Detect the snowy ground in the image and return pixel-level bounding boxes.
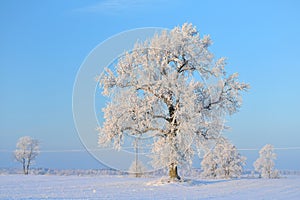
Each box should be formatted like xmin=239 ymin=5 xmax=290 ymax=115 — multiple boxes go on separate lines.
xmin=0 ymin=174 xmax=299 ymax=199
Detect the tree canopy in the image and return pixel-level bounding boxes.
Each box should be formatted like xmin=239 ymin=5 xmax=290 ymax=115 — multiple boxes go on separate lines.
xmin=14 ymin=136 xmax=39 ymax=175
xmin=98 ymin=23 xmax=249 ymax=179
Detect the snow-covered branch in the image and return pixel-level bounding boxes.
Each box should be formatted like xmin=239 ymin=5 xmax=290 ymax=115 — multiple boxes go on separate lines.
xmin=97 ymin=23 xmax=249 ymax=179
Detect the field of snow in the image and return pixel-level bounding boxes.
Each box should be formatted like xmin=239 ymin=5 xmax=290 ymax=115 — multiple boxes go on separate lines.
xmin=0 ymin=174 xmax=299 ymax=199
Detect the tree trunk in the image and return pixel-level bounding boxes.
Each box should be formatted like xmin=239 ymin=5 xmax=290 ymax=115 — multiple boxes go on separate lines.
xmin=26 ymin=164 xmax=29 ymax=175
xmin=26 ymin=159 xmax=31 ymax=175
xmin=23 ymin=164 xmax=27 ymax=175
xmin=169 ymin=163 xmax=180 ymax=180
xmin=22 ymin=159 xmax=28 ymax=175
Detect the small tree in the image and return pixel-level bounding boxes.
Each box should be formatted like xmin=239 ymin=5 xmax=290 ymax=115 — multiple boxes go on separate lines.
xmin=98 ymin=23 xmax=249 ymax=180
xmin=14 ymin=136 xmax=39 ymax=175
xmin=254 ymin=144 xmax=279 ymax=178
xmin=129 ymin=138 xmax=147 ymax=177
xmin=201 ymin=149 xmax=218 ymax=178
xmin=129 ymin=159 xmax=147 ymax=177
xmin=201 ymin=138 xmax=246 ymax=179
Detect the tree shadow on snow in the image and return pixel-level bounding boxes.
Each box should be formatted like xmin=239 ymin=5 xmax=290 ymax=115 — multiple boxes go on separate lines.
xmin=147 ymin=177 xmax=233 ymax=186
xmin=184 ymin=178 xmax=232 ymax=186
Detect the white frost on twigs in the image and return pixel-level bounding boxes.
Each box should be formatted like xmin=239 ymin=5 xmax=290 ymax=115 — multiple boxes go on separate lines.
xmin=98 ymin=23 xmax=249 ymax=172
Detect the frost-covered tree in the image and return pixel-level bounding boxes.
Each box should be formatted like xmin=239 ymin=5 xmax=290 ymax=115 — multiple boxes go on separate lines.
xmin=201 ymin=138 xmax=246 ymax=179
xmin=254 ymin=144 xmax=279 ymax=178
xmin=129 ymin=138 xmax=147 ymax=177
xmin=98 ymin=23 xmax=249 ymax=180
xmin=201 ymin=148 xmax=218 ymax=178
xmin=14 ymin=136 xmax=39 ymax=175
xmin=129 ymin=159 xmax=147 ymax=177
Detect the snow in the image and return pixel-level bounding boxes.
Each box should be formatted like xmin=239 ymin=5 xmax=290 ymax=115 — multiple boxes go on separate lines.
xmin=0 ymin=174 xmax=299 ymax=199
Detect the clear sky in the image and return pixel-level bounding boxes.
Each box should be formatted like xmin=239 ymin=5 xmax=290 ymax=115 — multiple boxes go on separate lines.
xmin=1 ymin=0 xmax=300 ymax=170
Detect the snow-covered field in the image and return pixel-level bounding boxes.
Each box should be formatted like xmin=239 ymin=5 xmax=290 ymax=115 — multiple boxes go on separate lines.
xmin=0 ymin=174 xmax=300 ymax=199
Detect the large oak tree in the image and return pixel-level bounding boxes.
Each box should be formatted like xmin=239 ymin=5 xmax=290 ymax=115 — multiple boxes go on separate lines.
xmin=98 ymin=23 xmax=249 ymax=179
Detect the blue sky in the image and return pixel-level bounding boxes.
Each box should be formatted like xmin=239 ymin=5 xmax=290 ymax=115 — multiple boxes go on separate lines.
xmin=1 ymin=0 xmax=300 ymax=170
